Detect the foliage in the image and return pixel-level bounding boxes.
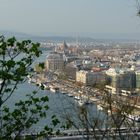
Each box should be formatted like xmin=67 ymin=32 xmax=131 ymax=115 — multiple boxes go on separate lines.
xmin=63 ymin=88 xmax=140 ymax=140
xmin=34 ymin=63 xmax=45 ymax=74
xmin=0 ymin=36 xmax=60 ymax=139
xmin=136 ymin=0 xmax=140 ymax=16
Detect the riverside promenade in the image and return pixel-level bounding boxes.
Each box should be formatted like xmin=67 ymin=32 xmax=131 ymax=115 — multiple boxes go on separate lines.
xmin=20 ymin=127 xmax=140 ymax=140
xmin=31 ymin=75 xmax=140 ymax=117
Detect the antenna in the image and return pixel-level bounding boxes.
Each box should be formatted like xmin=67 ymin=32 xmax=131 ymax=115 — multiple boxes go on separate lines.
xmin=76 ymin=35 xmax=79 ymax=47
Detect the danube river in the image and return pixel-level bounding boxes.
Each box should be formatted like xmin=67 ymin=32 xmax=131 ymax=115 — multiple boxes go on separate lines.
xmin=6 ymin=80 xmax=103 ymax=133
xmin=5 ymin=49 xmax=104 ymax=133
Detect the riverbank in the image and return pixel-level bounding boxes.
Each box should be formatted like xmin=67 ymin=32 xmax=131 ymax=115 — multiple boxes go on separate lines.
xmin=28 ymin=73 xmax=140 ymax=123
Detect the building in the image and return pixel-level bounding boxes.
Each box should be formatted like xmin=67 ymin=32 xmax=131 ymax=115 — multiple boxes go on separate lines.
xmin=135 ymin=70 xmax=140 ymax=90
xmin=106 ymin=68 xmax=136 ymax=93
xmin=82 ymin=60 xmax=94 ymax=70
xmin=76 ymin=70 xmax=105 ymax=86
xmin=76 ymin=70 xmax=92 ymax=86
xmin=92 ymin=62 xmax=109 ymax=72
xmin=55 ymin=41 xmax=79 ymax=63
xmin=55 ymin=41 xmax=69 ymax=55
xmin=65 ymin=62 xmax=78 ymax=81
xmin=45 ymin=53 xmax=64 ymax=71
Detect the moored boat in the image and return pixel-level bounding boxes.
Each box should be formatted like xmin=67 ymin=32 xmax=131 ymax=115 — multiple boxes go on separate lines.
xmin=50 ymin=86 xmax=59 ymax=93
xmin=74 ymin=95 xmax=81 ymax=100
xmin=67 ymin=93 xmax=74 ymax=97
xmin=97 ymin=104 xmax=103 ymax=110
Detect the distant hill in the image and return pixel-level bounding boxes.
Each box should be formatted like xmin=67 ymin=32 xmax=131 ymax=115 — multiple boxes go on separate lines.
xmin=0 ymin=30 xmax=140 ymax=43
xmin=0 ymin=30 xmax=32 ymax=39
xmin=0 ymin=30 xmax=95 ymax=43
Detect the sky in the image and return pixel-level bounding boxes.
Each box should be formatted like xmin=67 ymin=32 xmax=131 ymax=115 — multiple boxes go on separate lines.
xmin=0 ymin=0 xmax=140 ymax=39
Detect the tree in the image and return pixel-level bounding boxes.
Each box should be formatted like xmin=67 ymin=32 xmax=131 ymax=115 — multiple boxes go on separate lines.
xmin=136 ymin=0 xmax=140 ymax=16
xmin=62 ymin=85 xmax=140 ymax=140
xmin=0 ymin=36 xmax=60 ymax=139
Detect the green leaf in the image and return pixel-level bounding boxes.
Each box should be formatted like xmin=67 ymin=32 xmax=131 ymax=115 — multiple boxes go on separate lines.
xmin=44 ymin=105 xmax=49 ymax=110
xmin=6 ymin=60 xmax=15 ymax=68
xmin=39 ymin=62 xmax=45 ymax=69
xmin=32 ymin=97 xmax=40 ymax=103
xmin=41 ymin=96 xmax=49 ymax=102
xmin=52 ymin=118 xmax=60 ymax=127
xmin=7 ymin=37 xmax=16 ymax=46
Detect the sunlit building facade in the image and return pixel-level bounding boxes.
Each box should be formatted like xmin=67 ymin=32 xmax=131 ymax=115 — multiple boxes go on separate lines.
xmin=46 ymin=53 xmax=64 ymax=71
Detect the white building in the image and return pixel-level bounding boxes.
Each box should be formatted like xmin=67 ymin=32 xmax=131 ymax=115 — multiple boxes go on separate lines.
xmin=46 ymin=53 xmax=64 ymax=71
xmin=76 ymin=70 xmax=105 ymax=86
xmin=106 ymin=68 xmax=135 ymax=93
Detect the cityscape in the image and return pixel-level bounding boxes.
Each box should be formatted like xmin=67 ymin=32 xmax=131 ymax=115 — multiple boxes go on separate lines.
xmin=35 ymin=40 xmax=140 ymax=108
xmin=1 ymin=0 xmax=140 ymax=139
xmin=27 ymin=40 xmax=140 ymax=139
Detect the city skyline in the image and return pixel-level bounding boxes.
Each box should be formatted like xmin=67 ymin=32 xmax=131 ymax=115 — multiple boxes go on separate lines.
xmin=0 ymin=0 xmax=140 ymax=39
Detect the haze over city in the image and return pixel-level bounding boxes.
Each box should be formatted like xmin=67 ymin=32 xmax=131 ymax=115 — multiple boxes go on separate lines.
xmin=0 ymin=0 xmax=140 ymax=39
xmin=2 ymin=0 xmax=140 ymax=139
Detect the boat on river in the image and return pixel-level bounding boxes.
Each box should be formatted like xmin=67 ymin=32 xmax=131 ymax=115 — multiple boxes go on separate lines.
xmin=97 ymin=104 xmax=103 ymax=110
xmin=77 ymin=98 xmax=92 ymax=106
xmin=50 ymin=86 xmax=59 ymax=93
xmin=67 ymin=93 xmax=74 ymax=97
xmin=74 ymin=95 xmax=81 ymax=100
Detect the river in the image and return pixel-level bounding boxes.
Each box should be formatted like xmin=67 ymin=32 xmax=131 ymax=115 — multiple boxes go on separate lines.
xmin=4 ymin=49 xmax=104 ymax=133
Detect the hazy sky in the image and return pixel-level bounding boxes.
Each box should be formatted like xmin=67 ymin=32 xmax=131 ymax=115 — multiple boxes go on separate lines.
xmin=0 ymin=0 xmax=140 ymax=37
